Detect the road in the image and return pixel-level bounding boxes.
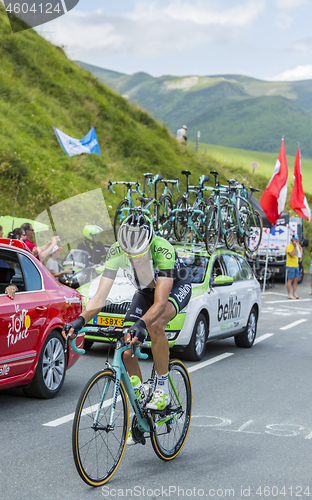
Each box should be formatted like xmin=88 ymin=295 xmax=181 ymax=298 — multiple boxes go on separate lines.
xmin=1 ymin=279 xmax=312 ymax=500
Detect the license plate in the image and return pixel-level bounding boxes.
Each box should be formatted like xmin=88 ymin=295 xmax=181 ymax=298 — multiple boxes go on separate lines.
xmin=270 ymin=267 xmax=280 ymax=273
xmin=94 ymin=316 xmax=124 ymax=327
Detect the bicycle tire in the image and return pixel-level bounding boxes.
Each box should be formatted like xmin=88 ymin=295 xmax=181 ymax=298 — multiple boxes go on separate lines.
xmin=114 ymin=199 xmax=132 ymax=241
xmin=244 ymin=210 xmax=263 ymax=253
xmin=157 ymin=194 xmax=173 ymax=239
xmin=174 ymin=195 xmax=188 ymax=241
xmin=151 ymin=359 xmax=192 ymax=460
xmin=224 ymin=202 xmax=238 ymax=250
xmin=236 ymin=202 xmax=249 ymax=247
xmin=204 ymin=205 xmax=220 ymax=255
xmin=72 ymin=369 xmax=129 ymax=487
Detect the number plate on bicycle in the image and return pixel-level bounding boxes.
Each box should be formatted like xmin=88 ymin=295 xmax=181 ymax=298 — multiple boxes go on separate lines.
xmin=94 ymin=315 xmax=124 ymax=327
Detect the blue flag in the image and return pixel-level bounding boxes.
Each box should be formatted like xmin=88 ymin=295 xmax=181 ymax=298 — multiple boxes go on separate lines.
xmin=53 ymin=126 xmax=102 ymax=157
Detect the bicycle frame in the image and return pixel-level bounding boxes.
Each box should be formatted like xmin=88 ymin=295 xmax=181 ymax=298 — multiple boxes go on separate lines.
xmin=93 ymin=335 xmax=183 ymax=435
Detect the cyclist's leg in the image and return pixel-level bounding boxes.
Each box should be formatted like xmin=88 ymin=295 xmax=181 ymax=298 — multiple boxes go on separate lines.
xmin=122 ymin=290 xmax=154 ymax=380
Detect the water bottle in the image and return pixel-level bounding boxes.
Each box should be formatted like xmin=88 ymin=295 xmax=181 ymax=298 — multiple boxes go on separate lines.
xmin=130 ymin=375 xmax=146 ymax=403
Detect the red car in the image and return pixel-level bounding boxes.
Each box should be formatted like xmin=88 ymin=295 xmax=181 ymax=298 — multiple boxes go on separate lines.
xmin=0 ymin=239 xmax=84 ymax=398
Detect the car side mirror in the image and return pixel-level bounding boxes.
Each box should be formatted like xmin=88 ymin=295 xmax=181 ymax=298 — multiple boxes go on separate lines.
xmin=212 ymin=275 xmax=234 ymax=287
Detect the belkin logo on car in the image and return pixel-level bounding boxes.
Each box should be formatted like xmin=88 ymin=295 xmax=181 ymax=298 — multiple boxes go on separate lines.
xmin=218 ymin=297 xmax=241 ymax=322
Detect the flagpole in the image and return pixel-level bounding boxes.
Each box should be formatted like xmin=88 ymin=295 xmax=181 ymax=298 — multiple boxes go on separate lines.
xmin=263 ymin=227 xmax=271 ymax=293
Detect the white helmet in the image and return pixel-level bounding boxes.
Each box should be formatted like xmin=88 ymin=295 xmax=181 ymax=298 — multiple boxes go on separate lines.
xmin=182 ymin=125 xmax=187 ymax=130
xmin=118 ymin=214 xmax=154 ymax=257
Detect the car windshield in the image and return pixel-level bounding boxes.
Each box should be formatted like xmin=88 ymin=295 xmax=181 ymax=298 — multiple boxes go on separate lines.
xmin=181 ymin=254 xmax=209 ymax=284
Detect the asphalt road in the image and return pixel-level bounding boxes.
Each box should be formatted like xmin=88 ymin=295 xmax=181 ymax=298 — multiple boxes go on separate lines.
xmin=1 ymin=278 xmax=312 ymax=500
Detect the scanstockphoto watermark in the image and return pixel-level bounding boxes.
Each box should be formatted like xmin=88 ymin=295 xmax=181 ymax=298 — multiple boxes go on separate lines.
xmin=101 ymin=485 xmax=236 ymax=498
xmin=2 ymin=0 xmax=79 ymax=33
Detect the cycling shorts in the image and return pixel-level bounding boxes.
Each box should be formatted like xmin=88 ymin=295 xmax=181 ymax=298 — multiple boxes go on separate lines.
xmin=123 ymin=277 xmax=192 ymax=326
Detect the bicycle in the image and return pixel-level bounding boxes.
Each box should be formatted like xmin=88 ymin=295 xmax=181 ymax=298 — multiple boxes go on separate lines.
xmin=108 ymin=180 xmax=143 ymax=240
xmin=136 ymin=174 xmax=174 ymax=239
xmin=173 ymin=170 xmax=211 ymax=249
xmin=70 ymin=326 xmax=192 ymax=486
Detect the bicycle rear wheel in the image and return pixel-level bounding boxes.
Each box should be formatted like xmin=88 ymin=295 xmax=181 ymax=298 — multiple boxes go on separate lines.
xmin=72 ymin=369 xmax=128 ymax=486
xmin=151 ymin=360 xmax=192 ymax=460
xmin=205 ymin=205 xmax=220 ymax=255
xmin=157 ymin=194 xmax=173 ymax=239
xmin=174 ymin=195 xmax=188 ymax=241
xmin=244 ymin=210 xmax=263 ymax=253
xmin=223 ymin=202 xmax=238 ymax=250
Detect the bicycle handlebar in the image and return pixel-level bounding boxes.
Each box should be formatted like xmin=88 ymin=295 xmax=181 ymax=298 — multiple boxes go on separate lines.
xmin=70 ymin=337 xmax=85 ymax=354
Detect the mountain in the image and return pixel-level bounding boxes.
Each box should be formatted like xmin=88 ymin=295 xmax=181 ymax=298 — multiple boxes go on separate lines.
xmin=76 ymin=62 xmax=312 ymax=158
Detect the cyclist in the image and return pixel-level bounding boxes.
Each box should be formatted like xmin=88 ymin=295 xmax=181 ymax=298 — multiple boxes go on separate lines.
xmin=77 ymin=225 xmax=107 ymax=265
xmin=62 ymin=214 xmax=192 ymax=410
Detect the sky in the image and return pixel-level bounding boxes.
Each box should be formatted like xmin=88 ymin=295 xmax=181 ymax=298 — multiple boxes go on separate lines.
xmin=6 ymin=0 xmax=312 ymax=80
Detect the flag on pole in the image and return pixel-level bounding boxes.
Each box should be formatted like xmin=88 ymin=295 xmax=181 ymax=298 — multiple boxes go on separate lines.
xmin=260 ymin=138 xmax=288 ymax=225
xmin=290 ymin=147 xmax=311 ymax=221
xmin=53 ymin=126 xmax=102 ymax=157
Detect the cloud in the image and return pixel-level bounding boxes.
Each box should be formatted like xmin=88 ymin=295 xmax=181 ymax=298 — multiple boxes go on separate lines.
xmin=276 ymin=12 xmax=293 ymax=29
xmin=38 ymin=0 xmax=266 ymax=61
xmin=271 ymin=64 xmax=312 ymax=81
xmin=275 ymin=0 xmax=307 ymax=10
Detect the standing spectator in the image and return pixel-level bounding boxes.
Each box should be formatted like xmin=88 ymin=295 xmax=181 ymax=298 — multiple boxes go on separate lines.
xmin=0 ymin=225 xmax=3 ymax=238
xmin=286 ymin=233 xmax=301 ymax=299
xmin=46 ymin=245 xmax=73 ymax=279
xmin=176 ymin=125 xmax=187 ymax=145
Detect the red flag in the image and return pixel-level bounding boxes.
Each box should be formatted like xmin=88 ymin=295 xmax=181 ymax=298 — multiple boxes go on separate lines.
xmin=260 ymin=138 xmax=288 ymax=225
xmin=290 ymin=147 xmax=311 ymax=221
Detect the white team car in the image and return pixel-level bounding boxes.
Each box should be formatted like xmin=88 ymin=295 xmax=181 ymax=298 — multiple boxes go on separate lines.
xmin=78 ymin=246 xmax=261 ymax=361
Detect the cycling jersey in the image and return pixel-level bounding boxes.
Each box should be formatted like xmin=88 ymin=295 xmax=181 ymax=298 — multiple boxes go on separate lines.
xmin=102 ymin=235 xmax=188 ymax=290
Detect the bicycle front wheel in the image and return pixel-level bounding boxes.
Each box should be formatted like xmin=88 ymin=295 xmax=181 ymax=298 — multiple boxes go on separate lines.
xmin=157 ymin=194 xmax=173 ymax=239
xmin=205 ymin=205 xmax=220 ymax=255
xmin=72 ymin=370 xmax=129 ymax=487
xmin=151 ymin=359 xmax=192 ymax=460
xmin=244 ymin=210 xmax=263 ymax=253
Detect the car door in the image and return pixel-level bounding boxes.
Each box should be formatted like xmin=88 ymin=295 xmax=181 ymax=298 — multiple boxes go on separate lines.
xmin=222 ymin=253 xmax=251 ymax=329
xmin=0 ymin=249 xmax=50 ymax=380
xmin=208 ymin=254 xmax=235 ymax=337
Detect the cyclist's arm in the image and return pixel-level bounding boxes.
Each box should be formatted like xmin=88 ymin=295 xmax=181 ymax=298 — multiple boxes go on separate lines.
xmin=141 ymin=277 xmax=173 ymax=327
xmin=62 ymin=276 xmax=114 ymax=339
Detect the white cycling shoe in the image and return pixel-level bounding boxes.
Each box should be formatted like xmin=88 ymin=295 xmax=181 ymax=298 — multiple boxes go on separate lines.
xmin=146 ymin=389 xmax=170 ymax=411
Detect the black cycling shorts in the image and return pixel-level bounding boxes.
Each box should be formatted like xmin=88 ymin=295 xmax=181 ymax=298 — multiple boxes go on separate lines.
xmin=123 ymin=277 xmax=192 ymax=326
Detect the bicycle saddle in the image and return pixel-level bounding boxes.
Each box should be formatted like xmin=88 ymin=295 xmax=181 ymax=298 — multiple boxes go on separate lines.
xmin=153 ymin=174 xmax=163 ymax=183
xmin=199 ymin=174 xmax=209 ymax=185
xmin=181 ymin=170 xmax=191 ymax=176
xmin=249 ymin=186 xmax=259 ymax=193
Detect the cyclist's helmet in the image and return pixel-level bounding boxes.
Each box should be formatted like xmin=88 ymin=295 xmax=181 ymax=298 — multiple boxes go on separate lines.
xmin=118 ymin=214 xmax=154 ymax=257
xmin=83 ymin=225 xmax=103 ymax=241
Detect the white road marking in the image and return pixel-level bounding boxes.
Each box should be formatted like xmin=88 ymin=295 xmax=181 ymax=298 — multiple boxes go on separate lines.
xmin=280 ymin=319 xmax=307 ymax=330
xmin=264 ymin=299 xmax=312 ymax=304
xmin=188 ymin=353 xmax=233 ymax=373
xmin=255 ymin=333 xmax=274 ymax=344
xmin=43 ymin=397 xmax=119 ymax=427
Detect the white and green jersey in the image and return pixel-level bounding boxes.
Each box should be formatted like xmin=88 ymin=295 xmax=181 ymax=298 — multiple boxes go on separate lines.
xmin=102 ymin=235 xmax=185 ymax=290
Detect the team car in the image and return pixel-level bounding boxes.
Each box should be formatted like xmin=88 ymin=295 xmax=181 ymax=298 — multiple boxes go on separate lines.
xmin=78 ymin=245 xmax=261 ymax=361
xmin=0 ymin=239 xmax=84 ymax=398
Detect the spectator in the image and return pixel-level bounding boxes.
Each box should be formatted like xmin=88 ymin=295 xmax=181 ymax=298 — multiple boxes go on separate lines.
xmin=21 ymin=223 xmax=60 ymax=262
xmin=46 ymin=245 xmax=73 ymax=279
xmin=0 ymin=225 xmax=3 ymax=238
xmin=78 ymin=225 xmax=107 ymax=265
xmin=176 ymin=125 xmax=187 ymax=145
xmin=286 ymin=233 xmax=301 ymax=299
xmin=8 ymin=227 xmax=26 ymax=241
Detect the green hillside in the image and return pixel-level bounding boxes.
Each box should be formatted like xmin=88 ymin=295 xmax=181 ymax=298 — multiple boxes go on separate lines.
xmin=0 ymin=5 xmax=208 ymax=221
xmin=77 ymin=62 xmax=312 ymax=159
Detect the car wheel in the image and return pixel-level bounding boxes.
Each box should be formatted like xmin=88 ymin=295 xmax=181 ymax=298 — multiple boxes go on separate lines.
xmin=234 ymin=307 xmax=257 ymax=348
xmin=23 ymin=330 xmax=66 ymax=399
xmin=83 ymin=339 xmax=94 ymax=350
xmin=184 ymin=313 xmax=208 ymax=361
